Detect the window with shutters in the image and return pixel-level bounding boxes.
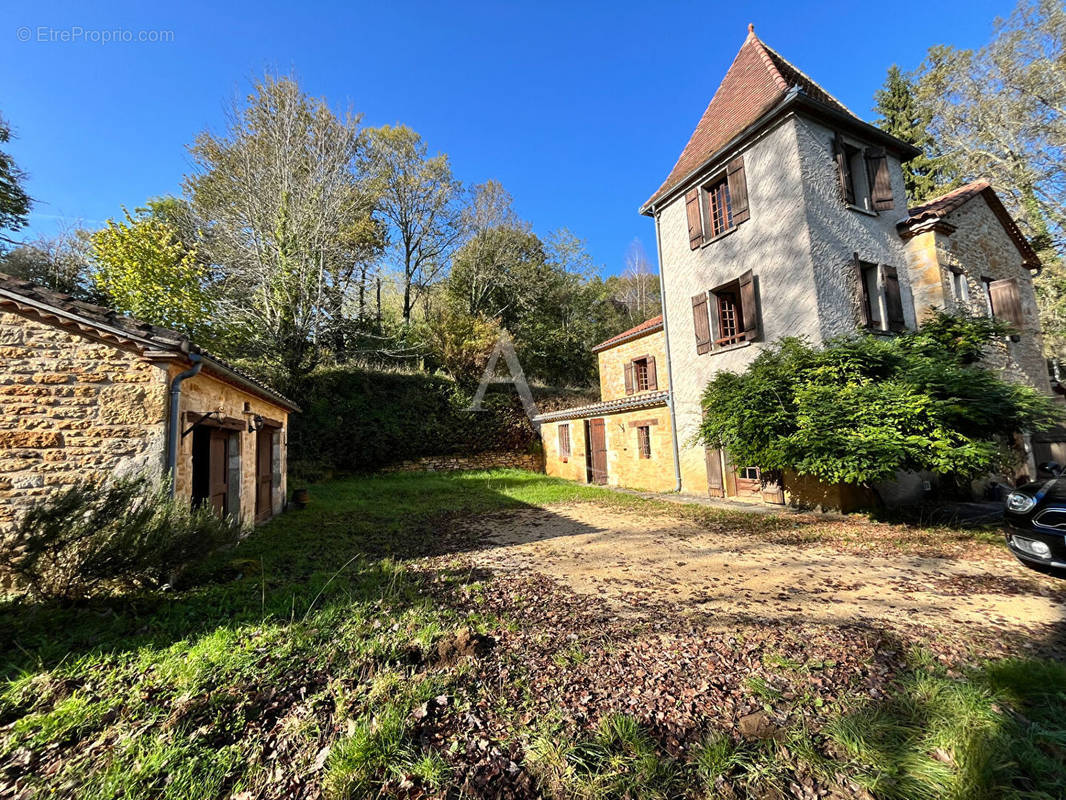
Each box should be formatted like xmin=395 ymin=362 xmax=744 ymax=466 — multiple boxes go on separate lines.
xmin=632 ymin=358 xmax=650 ymax=391
xmin=834 ymin=135 xmax=894 ymax=213
xmin=701 ymin=174 xmax=733 ymax=238
xmin=714 ymin=286 xmax=745 ymax=346
xmin=856 ymin=258 xmax=906 ymax=332
xmin=985 ymin=277 xmax=1026 ymax=329
xmin=637 ymin=426 xmax=652 ymax=459
xmin=950 ymin=268 xmax=969 ymax=305
xmin=558 ymin=424 xmax=571 ymax=461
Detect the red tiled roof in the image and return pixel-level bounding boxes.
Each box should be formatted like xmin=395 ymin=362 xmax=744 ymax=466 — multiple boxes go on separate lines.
xmin=643 ymin=26 xmax=859 ymax=210
xmin=591 ymin=314 xmax=663 ymax=352
xmin=533 ymin=390 xmax=670 ymax=423
xmin=898 ymin=181 xmax=1040 ymax=268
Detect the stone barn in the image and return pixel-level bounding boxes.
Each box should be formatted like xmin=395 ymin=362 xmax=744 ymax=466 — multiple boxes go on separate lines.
xmin=0 ymin=273 xmax=298 ymax=532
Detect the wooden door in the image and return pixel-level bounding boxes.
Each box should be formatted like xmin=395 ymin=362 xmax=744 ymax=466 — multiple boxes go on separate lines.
xmin=705 ymin=447 xmax=724 ymax=498
xmin=588 ymin=418 xmax=608 ymax=485
xmin=209 ymin=429 xmax=229 ymax=515
xmin=256 ymin=428 xmax=274 ymax=522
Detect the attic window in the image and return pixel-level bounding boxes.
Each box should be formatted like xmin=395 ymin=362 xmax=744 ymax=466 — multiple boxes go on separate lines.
xmin=834 ymin=135 xmax=894 ymax=213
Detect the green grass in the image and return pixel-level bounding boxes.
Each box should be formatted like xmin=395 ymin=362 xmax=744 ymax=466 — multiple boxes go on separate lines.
xmin=1 ymin=468 xmax=1063 ymax=799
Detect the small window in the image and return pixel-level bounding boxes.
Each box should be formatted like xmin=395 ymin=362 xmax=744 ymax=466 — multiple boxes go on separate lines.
xmin=632 ymin=358 xmax=650 ymax=392
xmin=982 ymin=277 xmax=995 ymax=317
xmin=950 ymin=269 xmax=969 ymax=305
xmin=860 ymin=262 xmax=883 ymax=329
xmin=558 ymin=423 xmax=571 ymax=461
xmin=740 ymin=466 xmax=760 ymax=481
xmin=713 ymin=283 xmax=746 ymax=347
xmin=701 ymin=174 xmax=733 ymax=238
xmin=857 ymin=260 xmax=905 ymax=332
xmin=637 ymin=426 xmax=652 ymax=459
xmin=845 ymin=143 xmax=871 ymax=211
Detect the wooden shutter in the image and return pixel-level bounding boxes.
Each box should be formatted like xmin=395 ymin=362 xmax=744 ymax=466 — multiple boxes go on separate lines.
xmin=646 ymin=355 xmax=657 ymax=391
xmin=882 ymin=265 xmax=906 ymax=331
xmin=833 ymin=133 xmax=855 ymax=205
xmin=726 ymin=156 xmax=750 ymax=224
xmin=685 ymin=188 xmax=702 ymax=249
xmin=855 ymin=252 xmax=871 ymax=327
xmin=865 ymin=147 xmax=894 ymax=210
xmin=692 ymin=293 xmax=712 ymax=354
xmin=624 ymin=361 xmax=635 ymax=395
xmin=558 ymin=424 xmax=571 ymax=461
xmin=705 ymin=447 xmax=724 ymax=497
xmin=989 ymin=278 xmax=1025 ymax=328
xmin=739 ymin=270 xmax=760 ymax=340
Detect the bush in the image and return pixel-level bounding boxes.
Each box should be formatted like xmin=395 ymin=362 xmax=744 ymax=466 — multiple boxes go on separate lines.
xmin=287 ymin=366 xmax=537 ymax=474
xmin=700 ymin=312 xmax=1062 ymax=486
xmin=0 ymin=475 xmax=244 ymax=601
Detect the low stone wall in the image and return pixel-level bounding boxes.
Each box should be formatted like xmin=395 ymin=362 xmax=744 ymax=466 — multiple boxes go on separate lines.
xmin=379 ymin=450 xmax=544 ymax=474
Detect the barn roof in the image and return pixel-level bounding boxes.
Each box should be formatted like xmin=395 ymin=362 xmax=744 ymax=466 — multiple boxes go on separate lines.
xmin=0 ymin=272 xmax=300 ymax=412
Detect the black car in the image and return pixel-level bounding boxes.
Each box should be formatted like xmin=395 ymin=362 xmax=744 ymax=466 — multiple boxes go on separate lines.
xmin=1004 ymin=475 xmax=1066 ymax=577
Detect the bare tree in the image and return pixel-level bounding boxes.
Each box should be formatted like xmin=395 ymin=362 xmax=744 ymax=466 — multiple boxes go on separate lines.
xmin=620 ymin=238 xmax=660 ymax=321
xmin=185 ymin=74 xmax=381 ymax=383
xmin=361 ymin=125 xmax=463 ymax=324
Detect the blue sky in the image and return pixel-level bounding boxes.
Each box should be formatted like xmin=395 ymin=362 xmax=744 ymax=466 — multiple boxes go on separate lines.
xmin=3 ymin=0 xmax=1011 ymax=275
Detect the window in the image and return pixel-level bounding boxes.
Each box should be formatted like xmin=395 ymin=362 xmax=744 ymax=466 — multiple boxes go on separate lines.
xmin=740 ymin=466 xmax=760 ymax=481
xmin=702 ymin=175 xmax=733 ymax=238
xmin=624 ymin=355 xmax=657 ymax=394
xmin=714 ymin=285 xmax=745 ymax=346
xmin=685 ymin=155 xmax=750 ymax=250
xmin=637 ymin=426 xmax=652 ymax=459
xmin=982 ymin=277 xmax=995 ymax=317
xmin=558 ymin=423 xmax=571 ymax=461
xmin=856 ymin=257 xmax=906 ymax=332
xmin=950 ymin=268 xmax=969 ymax=305
xmin=834 ymin=135 xmax=894 ymax=212
xmin=985 ymin=277 xmax=1026 ymax=328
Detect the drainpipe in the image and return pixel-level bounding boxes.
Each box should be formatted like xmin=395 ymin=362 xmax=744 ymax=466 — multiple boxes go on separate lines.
xmin=653 ymin=210 xmax=683 ymax=492
xmin=167 ymin=353 xmax=203 ymax=497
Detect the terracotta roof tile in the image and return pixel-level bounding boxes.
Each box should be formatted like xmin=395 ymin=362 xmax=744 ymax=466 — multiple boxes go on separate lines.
xmin=904 ymin=181 xmax=991 ymax=223
xmin=644 ymin=28 xmax=860 ymax=210
xmin=533 ymin=390 xmax=669 ymax=423
xmin=591 ymin=314 xmax=663 ymax=352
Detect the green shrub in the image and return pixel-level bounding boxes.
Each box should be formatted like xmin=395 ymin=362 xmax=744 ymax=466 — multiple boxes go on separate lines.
xmin=0 ymin=474 xmax=244 ymax=601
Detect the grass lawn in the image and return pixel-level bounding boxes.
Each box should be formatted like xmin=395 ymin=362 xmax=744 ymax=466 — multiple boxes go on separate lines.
xmin=1 ymin=469 xmax=1064 ymax=799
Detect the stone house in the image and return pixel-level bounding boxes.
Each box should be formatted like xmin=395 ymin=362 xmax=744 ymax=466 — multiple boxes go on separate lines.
xmin=0 ymin=273 xmax=298 ymax=532
xmin=537 ymin=315 xmax=674 ymax=491
xmin=539 ymin=26 xmax=1055 ymax=507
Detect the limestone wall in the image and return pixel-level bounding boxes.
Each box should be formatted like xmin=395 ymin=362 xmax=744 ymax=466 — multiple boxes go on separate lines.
xmin=597 ymin=329 xmax=668 ymax=401
xmin=0 ymin=311 xmax=169 ymax=532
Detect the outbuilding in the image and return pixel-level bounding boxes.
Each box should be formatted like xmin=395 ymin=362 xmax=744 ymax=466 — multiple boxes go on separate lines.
xmin=0 ymin=273 xmax=298 ymax=532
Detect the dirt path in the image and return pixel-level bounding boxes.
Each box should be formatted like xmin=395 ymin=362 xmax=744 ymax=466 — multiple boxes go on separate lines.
xmin=457 ymin=503 xmax=1066 ymax=639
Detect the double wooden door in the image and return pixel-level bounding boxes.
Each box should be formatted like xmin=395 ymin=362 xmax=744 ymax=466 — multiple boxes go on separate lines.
xmin=255 ymin=428 xmax=274 ymax=522
xmin=208 ymin=429 xmax=229 ymax=515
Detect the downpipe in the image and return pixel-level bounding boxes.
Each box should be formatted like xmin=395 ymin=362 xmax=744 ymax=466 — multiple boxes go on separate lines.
xmin=653 ymin=211 xmax=683 ymax=493
xmin=167 ymin=353 xmax=203 ymax=497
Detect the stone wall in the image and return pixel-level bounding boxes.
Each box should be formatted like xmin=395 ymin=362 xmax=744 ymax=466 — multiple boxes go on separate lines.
xmin=173 ymin=366 xmax=290 ymax=523
xmin=597 ymin=329 xmax=668 ymax=402
xmin=0 ymin=311 xmax=169 ymax=532
xmin=542 ymin=405 xmax=675 ymax=493
xmin=378 ymin=450 xmax=544 ymax=474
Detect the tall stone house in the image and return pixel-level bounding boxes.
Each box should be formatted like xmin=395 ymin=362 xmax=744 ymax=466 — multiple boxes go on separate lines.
xmin=0 ymin=274 xmax=298 ymax=532
xmin=539 ymin=27 xmax=1056 ymax=506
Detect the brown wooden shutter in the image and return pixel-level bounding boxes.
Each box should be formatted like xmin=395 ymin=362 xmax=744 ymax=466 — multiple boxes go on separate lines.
xmin=685 ymin=188 xmax=702 ymax=249
xmin=705 ymin=447 xmax=724 ymax=498
xmin=558 ymin=424 xmax=570 ymax=460
xmin=646 ymin=355 xmax=657 ymax=390
xmin=865 ymin=147 xmax=894 ymax=210
xmin=989 ymin=278 xmax=1025 ymax=328
xmin=855 ymin=252 xmax=871 ymax=327
xmin=726 ymin=156 xmax=750 ymax=224
xmin=739 ymin=270 xmax=760 ymax=340
xmin=692 ymin=293 xmax=712 ymax=354
xmin=882 ymin=265 xmax=906 ymax=331
xmin=833 ymin=133 xmax=854 ymax=205
xmin=624 ymin=361 xmax=635 ymax=395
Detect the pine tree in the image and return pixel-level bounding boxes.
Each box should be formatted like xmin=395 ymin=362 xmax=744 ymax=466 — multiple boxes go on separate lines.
xmin=874 ymin=66 xmax=949 ymax=203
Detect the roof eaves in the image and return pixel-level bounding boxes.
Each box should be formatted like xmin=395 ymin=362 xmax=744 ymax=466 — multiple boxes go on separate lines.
xmin=591 ymin=318 xmax=664 ymax=352
xmin=532 ymin=391 xmax=670 ymax=423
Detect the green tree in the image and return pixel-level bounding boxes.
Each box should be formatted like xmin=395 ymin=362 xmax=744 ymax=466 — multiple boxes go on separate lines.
xmin=873 ymin=65 xmax=951 ymax=203
xmin=699 ymin=312 xmax=1060 ymax=490
xmin=0 ymin=113 xmax=31 ymax=250
xmin=90 ymin=208 xmax=216 ymax=341
xmin=0 ymin=226 xmax=94 ymax=298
